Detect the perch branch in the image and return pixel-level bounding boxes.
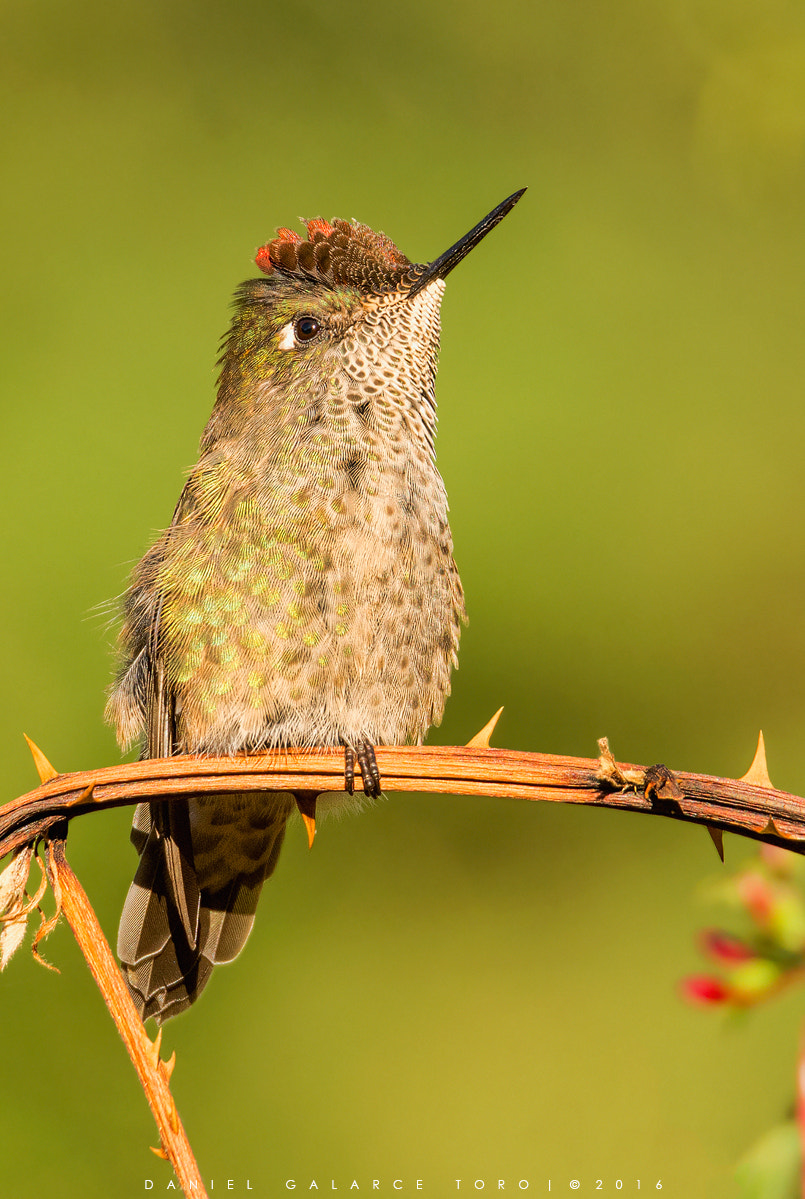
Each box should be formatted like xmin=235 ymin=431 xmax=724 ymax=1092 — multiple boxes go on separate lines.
xmin=2 ymin=731 xmax=804 ymax=860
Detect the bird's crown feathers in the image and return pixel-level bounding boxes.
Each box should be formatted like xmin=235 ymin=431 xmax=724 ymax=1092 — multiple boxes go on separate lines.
xmin=255 ymin=218 xmax=420 ymax=294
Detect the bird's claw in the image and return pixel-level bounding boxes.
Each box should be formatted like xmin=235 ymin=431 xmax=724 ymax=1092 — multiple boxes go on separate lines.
xmin=343 ymin=740 xmax=382 ymax=798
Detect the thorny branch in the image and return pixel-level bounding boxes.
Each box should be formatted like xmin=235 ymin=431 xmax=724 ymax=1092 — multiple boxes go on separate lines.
xmin=1 ymin=715 xmax=803 ymax=1198
xmin=0 ymin=725 xmax=802 ymax=864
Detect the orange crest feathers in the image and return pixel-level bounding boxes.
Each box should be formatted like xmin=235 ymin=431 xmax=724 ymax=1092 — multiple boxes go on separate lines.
xmin=255 ymin=218 xmax=419 ymax=294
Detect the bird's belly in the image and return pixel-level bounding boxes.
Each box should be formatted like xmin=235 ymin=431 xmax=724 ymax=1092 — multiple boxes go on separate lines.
xmin=163 ymin=494 xmax=464 ymax=755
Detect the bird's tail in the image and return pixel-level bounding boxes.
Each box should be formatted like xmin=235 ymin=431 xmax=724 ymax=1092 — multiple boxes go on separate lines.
xmin=117 ymin=791 xmax=295 ymax=1023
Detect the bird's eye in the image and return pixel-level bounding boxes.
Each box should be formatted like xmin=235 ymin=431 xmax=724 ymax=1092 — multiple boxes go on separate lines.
xmin=294 ymin=316 xmax=321 ymax=342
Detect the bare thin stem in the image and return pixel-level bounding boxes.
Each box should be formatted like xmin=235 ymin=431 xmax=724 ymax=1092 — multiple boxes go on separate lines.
xmin=43 ymin=836 xmax=206 ymax=1199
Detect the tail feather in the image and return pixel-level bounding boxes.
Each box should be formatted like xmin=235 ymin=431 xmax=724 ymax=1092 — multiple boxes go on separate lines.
xmin=118 ymin=791 xmax=295 ymax=1023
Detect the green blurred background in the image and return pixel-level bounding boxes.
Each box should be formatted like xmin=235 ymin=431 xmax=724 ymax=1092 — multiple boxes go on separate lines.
xmin=3 ymin=1 xmax=805 ymax=1195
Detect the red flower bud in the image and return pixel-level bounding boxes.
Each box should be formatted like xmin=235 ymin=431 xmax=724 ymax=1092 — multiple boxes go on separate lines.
xmin=681 ymin=975 xmax=731 ymax=1006
xmin=700 ymin=929 xmax=755 ymax=964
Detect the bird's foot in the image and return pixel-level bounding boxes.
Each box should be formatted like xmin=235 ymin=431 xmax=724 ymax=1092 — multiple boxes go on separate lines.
xmin=343 ymin=740 xmax=382 ymax=799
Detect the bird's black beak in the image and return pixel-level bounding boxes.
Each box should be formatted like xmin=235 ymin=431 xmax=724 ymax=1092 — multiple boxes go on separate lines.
xmin=406 ymin=188 xmax=526 ymax=298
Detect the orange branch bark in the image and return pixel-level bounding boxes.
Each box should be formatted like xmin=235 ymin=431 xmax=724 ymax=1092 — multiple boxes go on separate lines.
xmin=2 ymin=740 xmax=804 ymax=861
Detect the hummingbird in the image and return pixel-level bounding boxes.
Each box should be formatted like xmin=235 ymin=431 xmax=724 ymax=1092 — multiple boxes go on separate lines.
xmin=106 ymin=189 xmax=526 ymax=1023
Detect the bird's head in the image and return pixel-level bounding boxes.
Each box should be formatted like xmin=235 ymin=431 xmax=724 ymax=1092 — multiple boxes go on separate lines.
xmin=208 ymin=191 xmax=525 ymax=448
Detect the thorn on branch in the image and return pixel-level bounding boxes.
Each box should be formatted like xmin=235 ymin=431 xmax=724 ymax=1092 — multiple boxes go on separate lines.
xmin=78 ymin=783 xmax=95 ymax=806
xmin=23 ymin=734 xmax=58 ymax=784
xmin=741 ymin=731 xmax=773 ymax=790
xmin=466 ymin=707 xmax=504 ymax=749
xmin=147 ymin=1028 xmax=163 ymax=1072
xmin=706 ymin=826 xmax=725 ymax=863
xmin=294 ymin=791 xmax=317 ymax=849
